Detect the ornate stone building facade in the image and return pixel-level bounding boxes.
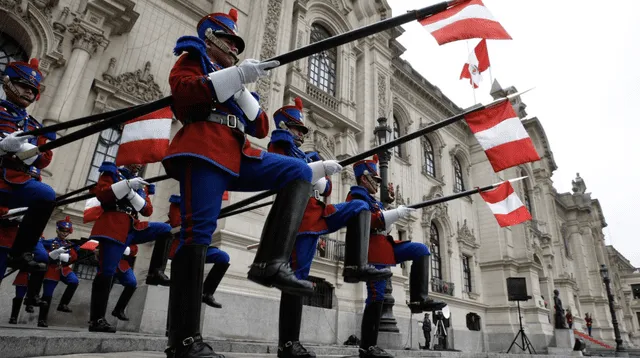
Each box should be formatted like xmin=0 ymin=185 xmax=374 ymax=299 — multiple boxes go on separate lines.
xmin=0 ymin=0 xmax=638 ymax=352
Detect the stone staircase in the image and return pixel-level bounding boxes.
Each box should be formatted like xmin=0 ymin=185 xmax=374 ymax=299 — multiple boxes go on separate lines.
xmin=573 ymin=329 xmax=614 ymax=350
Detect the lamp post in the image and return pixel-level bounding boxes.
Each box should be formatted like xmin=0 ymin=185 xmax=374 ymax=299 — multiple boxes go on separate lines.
xmin=600 ymin=264 xmax=626 ymax=354
xmin=373 ymin=117 xmax=399 ymax=333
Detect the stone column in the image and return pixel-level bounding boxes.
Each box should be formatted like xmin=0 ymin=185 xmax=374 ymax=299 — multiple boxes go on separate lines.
xmin=45 ymin=19 xmax=106 ymax=124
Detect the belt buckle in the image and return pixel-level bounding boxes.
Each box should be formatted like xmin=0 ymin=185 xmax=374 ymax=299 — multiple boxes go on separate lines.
xmin=313 ymin=190 xmax=320 ymax=200
xmin=181 ymin=336 xmax=194 ymax=346
xmin=226 ymin=114 xmax=237 ymax=129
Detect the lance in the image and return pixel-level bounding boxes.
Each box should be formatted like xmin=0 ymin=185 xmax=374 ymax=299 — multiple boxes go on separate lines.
xmin=3 ymin=239 xmax=97 ymax=279
xmin=222 ymin=88 xmax=534 ymax=216
xmin=246 ymin=176 xmax=529 ymax=251
xmin=13 ymin=0 xmax=464 ymax=159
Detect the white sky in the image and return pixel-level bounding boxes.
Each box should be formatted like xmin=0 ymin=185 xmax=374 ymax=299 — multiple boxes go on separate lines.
xmin=387 ymin=0 xmax=640 ymax=267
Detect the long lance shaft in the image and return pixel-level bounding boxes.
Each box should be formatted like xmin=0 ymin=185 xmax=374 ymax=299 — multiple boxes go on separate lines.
xmin=220 ymin=88 xmax=532 ymax=216
xmin=14 ymin=0 xmax=461 ymax=148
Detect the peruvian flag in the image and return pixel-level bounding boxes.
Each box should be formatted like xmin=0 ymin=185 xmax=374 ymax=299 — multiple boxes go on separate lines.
xmin=115 ymin=107 xmax=173 ymax=166
xmin=464 ymin=101 xmax=540 ymax=172
xmin=83 ymin=197 xmax=103 ymax=223
xmin=479 ymin=181 xmax=531 ymax=227
xmin=80 ymin=239 xmax=100 ymax=251
xmin=460 ymin=39 xmax=490 ymax=88
xmin=419 ymin=0 xmax=512 ymax=45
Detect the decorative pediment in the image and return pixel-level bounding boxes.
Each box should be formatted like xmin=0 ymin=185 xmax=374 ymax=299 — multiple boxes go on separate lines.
xmin=456 ymin=219 xmax=479 ymax=250
xmin=333 ymin=129 xmax=358 ymax=160
xmin=421 ymin=185 xmax=448 ymax=225
xmin=313 ymin=129 xmax=335 ymax=159
xmin=101 ymin=58 xmax=163 ymax=103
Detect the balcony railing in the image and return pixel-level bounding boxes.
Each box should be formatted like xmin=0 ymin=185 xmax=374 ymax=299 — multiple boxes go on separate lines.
xmin=431 ymin=277 xmax=455 ymax=296
xmin=316 ymin=236 xmax=344 ymax=262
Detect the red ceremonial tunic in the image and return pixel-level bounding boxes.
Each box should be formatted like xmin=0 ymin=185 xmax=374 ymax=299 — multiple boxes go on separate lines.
xmin=13 ymin=271 xmax=28 ymax=287
xmin=0 ymin=223 xmax=19 ymax=249
xmin=43 ymin=238 xmax=79 ymax=281
xmin=163 ymin=54 xmax=269 ymax=178
xmin=347 ymin=187 xmax=398 ymax=265
xmin=268 ymin=142 xmax=335 ymax=234
xmin=118 ymin=244 xmax=138 ymax=273
xmin=89 ymin=173 xmax=153 ymax=244
xmin=167 ymin=201 xmax=181 ymax=260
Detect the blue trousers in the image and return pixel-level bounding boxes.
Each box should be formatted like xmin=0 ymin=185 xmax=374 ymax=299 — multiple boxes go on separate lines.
xmin=366 ymin=242 xmax=430 ymax=304
xmin=178 ymin=154 xmax=311 ymax=246
xmin=0 ymin=179 xmax=56 ymax=208
xmin=0 ymin=241 xmax=48 ymax=283
xmin=98 ymin=222 xmax=172 ymax=277
xmin=43 ymin=272 xmax=79 ymax=297
xmin=115 ymin=268 xmax=137 ymax=288
xmin=291 ymin=200 xmax=369 ymax=280
xmin=15 ymin=285 xmax=27 ymax=298
xmin=206 ymin=247 xmax=230 ymax=264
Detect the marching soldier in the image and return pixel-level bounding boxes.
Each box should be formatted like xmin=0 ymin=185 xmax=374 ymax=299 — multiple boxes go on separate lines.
xmin=87 ymin=162 xmax=172 ymax=333
xmin=111 ymin=244 xmax=139 ymax=321
xmin=9 ymin=238 xmax=49 ymax=325
xmin=37 ymin=217 xmax=81 ymax=327
xmin=0 ymin=59 xmax=57 ymax=272
xmin=268 ymin=98 xmax=391 ymax=358
xmin=347 ymin=156 xmax=446 ymax=358
xmin=163 ymin=9 xmax=342 ymax=357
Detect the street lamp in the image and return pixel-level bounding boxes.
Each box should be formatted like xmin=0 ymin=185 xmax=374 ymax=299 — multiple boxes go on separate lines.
xmin=600 ymin=264 xmax=625 ymax=354
xmin=373 ymin=117 xmax=399 ymax=333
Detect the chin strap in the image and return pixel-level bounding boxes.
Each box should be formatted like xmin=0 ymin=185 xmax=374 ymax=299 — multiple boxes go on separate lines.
xmin=204 ymin=28 xmax=239 ymax=65
xmin=279 ymin=122 xmax=305 ymax=146
xmin=2 ymin=77 xmax=36 ymax=105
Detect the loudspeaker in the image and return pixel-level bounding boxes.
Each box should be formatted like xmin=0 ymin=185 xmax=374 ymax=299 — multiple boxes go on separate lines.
xmin=506 ymin=277 xmax=531 ymax=301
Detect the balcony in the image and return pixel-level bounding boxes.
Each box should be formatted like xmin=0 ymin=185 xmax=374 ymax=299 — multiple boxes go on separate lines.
xmin=316 ymin=236 xmax=345 ymax=262
xmin=431 ymin=277 xmax=455 ymax=296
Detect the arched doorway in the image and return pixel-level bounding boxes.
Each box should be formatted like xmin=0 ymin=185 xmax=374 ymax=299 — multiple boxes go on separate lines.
xmin=0 ymin=32 xmax=29 ymax=100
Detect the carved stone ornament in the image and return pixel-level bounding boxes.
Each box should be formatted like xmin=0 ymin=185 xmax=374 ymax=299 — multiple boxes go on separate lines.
xmin=456 ymin=219 xmax=479 ymax=249
xmin=255 ymin=0 xmax=283 ymax=112
xmin=421 ymin=185 xmax=448 ymax=225
xmin=378 ymin=73 xmax=387 ymax=118
xmin=102 ymin=58 xmax=163 ymax=102
xmin=341 ymin=169 xmax=355 ymax=185
xmin=313 ymin=130 xmax=336 ymax=157
xmin=68 ymin=18 xmax=107 ymax=54
xmin=571 ymin=173 xmax=586 ymax=194
xmin=30 ymin=0 xmax=58 ymax=19
xmin=0 ymin=0 xmax=24 ymax=15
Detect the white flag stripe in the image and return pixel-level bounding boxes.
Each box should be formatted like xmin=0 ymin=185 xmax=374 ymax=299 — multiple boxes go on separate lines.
xmin=84 ymin=197 xmax=101 ymax=209
xmin=422 ymin=4 xmax=496 ymax=33
xmin=473 ymin=116 xmax=529 ymax=151
xmin=485 ymin=191 xmax=525 ymax=215
xmin=120 ymin=118 xmax=172 ymax=144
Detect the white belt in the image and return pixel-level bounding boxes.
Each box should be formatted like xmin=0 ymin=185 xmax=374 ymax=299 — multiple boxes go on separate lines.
xmin=207 ymin=113 xmax=245 ymax=133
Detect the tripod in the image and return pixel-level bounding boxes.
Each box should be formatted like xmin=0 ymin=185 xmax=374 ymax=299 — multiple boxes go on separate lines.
xmin=507 ymin=300 xmax=536 ymax=354
xmin=433 ymin=316 xmax=447 ymax=350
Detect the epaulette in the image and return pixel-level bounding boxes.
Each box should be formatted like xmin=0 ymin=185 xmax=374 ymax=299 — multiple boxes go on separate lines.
xmin=98 ymin=161 xmax=118 ymax=175
xmin=270 ymin=129 xmax=294 ymax=144
xmin=169 ymin=195 xmax=181 ymax=204
xmin=147 ymin=183 xmax=156 ymax=195
xmin=174 ymin=36 xmax=207 ymax=59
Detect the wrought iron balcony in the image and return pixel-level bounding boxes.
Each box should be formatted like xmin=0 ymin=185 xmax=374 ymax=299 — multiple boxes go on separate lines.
xmin=316 ymin=236 xmax=345 ymax=262
xmin=431 ymin=277 xmax=455 ymax=296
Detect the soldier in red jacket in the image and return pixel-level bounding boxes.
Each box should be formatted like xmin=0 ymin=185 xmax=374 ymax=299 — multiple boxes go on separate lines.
xmin=162 ymin=9 xmax=335 ymax=357
xmin=111 ymin=244 xmax=139 ymax=321
xmin=87 ymin=162 xmax=172 ymax=333
xmin=268 ymin=98 xmax=391 ymax=358
xmin=347 ymin=157 xmax=446 ymax=358
xmin=0 ymin=59 xmax=57 ymax=273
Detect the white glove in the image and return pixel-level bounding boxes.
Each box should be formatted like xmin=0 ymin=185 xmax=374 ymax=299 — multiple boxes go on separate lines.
xmin=0 ymin=131 xmax=33 ymax=152
xmin=17 ymin=142 xmax=38 ymax=165
xmin=308 ymin=160 xmax=343 ymax=183
xmin=59 ymin=253 xmax=70 ymax=262
xmin=124 ymin=247 xmax=131 ymax=256
xmin=48 ymin=247 xmax=67 ymax=260
xmin=313 ymin=177 xmax=328 ymax=194
xmin=397 ymin=205 xmax=416 ymax=220
xmin=128 ymin=192 xmax=146 ymax=212
xmin=127 ymin=177 xmax=149 ymax=191
xmin=382 ymin=205 xmax=416 ymax=232
xmin=209 ymin=59 xmax=279 ymax=103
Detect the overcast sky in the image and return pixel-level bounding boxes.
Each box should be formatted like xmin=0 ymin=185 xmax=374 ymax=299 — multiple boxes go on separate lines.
xmin=387 ymin=0 xmax=640 ymax=267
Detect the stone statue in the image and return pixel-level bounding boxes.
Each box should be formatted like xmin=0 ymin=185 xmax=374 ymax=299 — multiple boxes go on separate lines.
xmin=553 ymin=289 xmax=568 ymax=329
xmin=571 ymin=173 xmax=586 ymax=194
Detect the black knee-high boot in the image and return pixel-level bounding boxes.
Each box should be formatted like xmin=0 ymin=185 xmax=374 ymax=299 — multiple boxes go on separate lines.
xmin=57 ymin=283 xmax=78 ymax=312
xmin=146 ymin=232 xmax=172 ymax=286
xmin=407 ymin=255 xmax=447 ymax=314
xmin=247 ymin=179 xmax=314 ymax=296
xmin=342 ymin=211 xmax=392 ymax=283
xmin=277 ymin=292 xmax=315 ymax=358
xmin=112 ymin=286 xmax=137 ymax=321
xmin=37 ymin=296 xmax=52 ymax=328
xmin=165 ymin=244 xmax=224 ymax=358
xmin=23 ymin=271 xmax=47 ymax=309
xmin=9 ymin=297 xmax=22 ymax=324
xmin=359 ymin=302 xmax=392 ymax=358
xmin=88 ymin=274 xmax=116 ymax=333
xmin=8 ymin=200 xmax=55 ymax=272
xmin=202 ymin=262 xmax=229 ymax=308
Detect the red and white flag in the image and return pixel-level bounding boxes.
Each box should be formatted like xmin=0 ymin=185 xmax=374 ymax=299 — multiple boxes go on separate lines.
xmin=83 ymin=197 xmax=103 ymax=223
xmin=464 ymin=101 xmax=540 ymax=172
xmin=115 ymin=107 xmax=173 ymax=166
xmin=460 ymin=39 xmax=490 ymax=88
xmin=80 ymin=239 xmax=100 ymax=251
xmin=419 ymin=0 xmax=512 ymax=45
xmin=479 ymin=181 xmax=531 ymax=227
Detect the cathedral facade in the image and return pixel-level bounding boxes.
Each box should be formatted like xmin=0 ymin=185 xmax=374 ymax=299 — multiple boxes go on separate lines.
xmin=0 ymin=0 xmax=638 ymax=352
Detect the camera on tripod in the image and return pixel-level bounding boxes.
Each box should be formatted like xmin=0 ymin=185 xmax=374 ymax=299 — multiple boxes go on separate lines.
xmin=432 ymin=305 xmax=450 ymax=351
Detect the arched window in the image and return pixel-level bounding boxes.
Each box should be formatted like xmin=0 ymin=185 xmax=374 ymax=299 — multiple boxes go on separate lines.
xmin=308 ymin=24 xmax=337 ymax=96
xmin=86 ymin=127 xmax=122 ymax=185
xmin=0 ymin=33 xmax=29 ymax=100
xmin=392 ymin=116 xmax=402 ymax=157
xmin=430 ymin=223 xmax=442 ymax=280
xmin=423 ymin=137 xmax=435 ymax=177
xmin=522 ymin=171 xmax=533 ymax=215
xmin=454 ymin=158 xmax=464 ymax=192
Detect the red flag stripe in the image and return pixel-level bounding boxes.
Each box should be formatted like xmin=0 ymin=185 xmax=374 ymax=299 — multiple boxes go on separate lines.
xmin=120 ymin=118 xmax=172 ymax=144
xmin=494 ymin=206 xmax=532 ymax=227
xmin=484 ymin=138 xmax=540 ymax=173
xmin=124 ymin=107 xmax=173 ymax=124
xmin=83 ymin=197 xmax=103 ymax=223
xmin=478 ymin=181 xmax=514 ymax=204
xmin=465 ymin=99 xmax=516 ymax=133
xmin=479 ymin=182 xmax=531 ymax=227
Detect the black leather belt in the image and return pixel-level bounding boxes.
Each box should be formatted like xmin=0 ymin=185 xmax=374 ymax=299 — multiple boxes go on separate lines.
xmin=0 ymin=156 xmax=30 ymax=174
xmin=185 ymin=113 xmax=245 ymax=133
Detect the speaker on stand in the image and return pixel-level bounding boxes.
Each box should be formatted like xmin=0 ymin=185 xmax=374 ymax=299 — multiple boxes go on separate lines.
xmin=506 ymin=277 xmax=536 ymax=354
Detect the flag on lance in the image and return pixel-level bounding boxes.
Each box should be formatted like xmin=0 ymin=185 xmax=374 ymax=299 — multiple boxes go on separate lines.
xmin=83 ymin=197 xmax=103 ymax=223
xmin=419 ymin=0 xmax=511 ymax=45
xmin=80 ymin=239 xmax=100 ymax=251
xmin=479 ymin=181 xmax=531 ymax=227
xmin=464 ymin=101 xmax=540 ymax=172
xmin=460 ymin=39 xmax=490 ymax=88
xmin=115 ymin=107 xmax=173 ymax=166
